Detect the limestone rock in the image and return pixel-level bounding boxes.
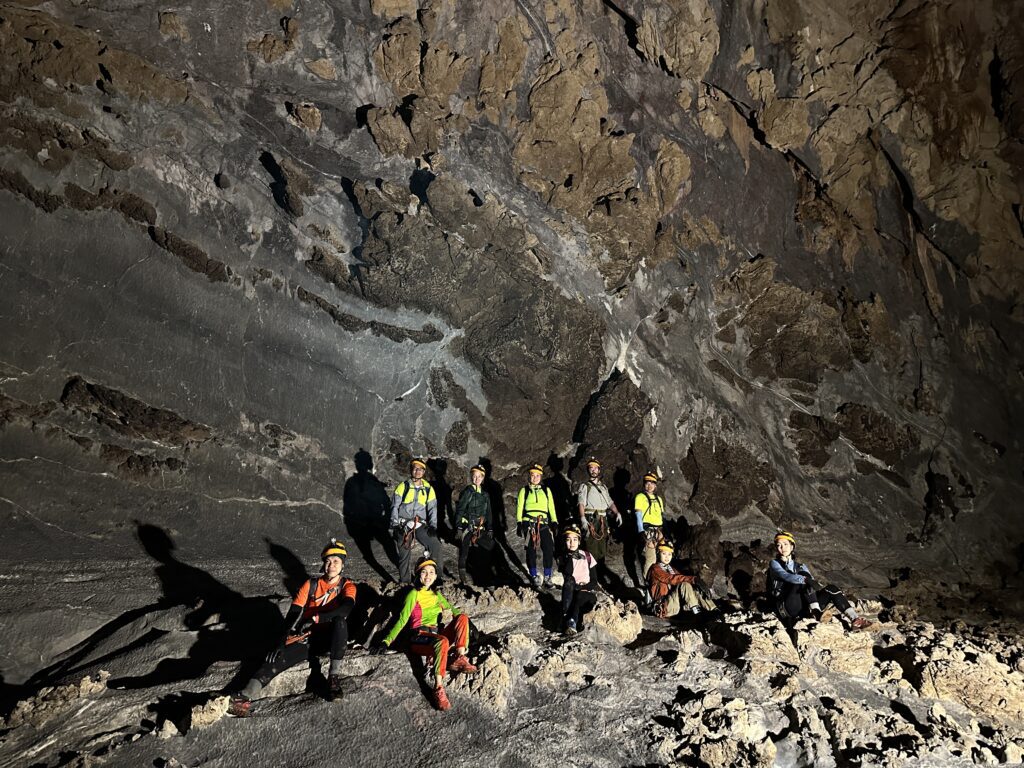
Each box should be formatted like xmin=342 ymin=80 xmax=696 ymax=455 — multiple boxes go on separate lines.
xmin=795 ymin=618 xmax=876 ymax=677
xmin=587 ymin=595 xmax=642 ymax=645
xmin=189 ymin=695 xmax=229 ymax=729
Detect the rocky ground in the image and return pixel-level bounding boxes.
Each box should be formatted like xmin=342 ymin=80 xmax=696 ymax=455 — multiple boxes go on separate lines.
xmin=1 ymin=535 xmax=1023 ymax=768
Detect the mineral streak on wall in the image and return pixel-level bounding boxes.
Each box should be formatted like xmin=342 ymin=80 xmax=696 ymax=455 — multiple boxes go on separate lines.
xmin=0 ymin=0 xmax=1021 ymax=585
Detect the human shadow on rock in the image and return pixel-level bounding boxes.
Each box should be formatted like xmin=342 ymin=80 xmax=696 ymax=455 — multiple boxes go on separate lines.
xmin=545 ymin=453 xmax=574 ymax=525
xmin=265 ymin=536 xmax=309 ymax=595
xmin=479 ymin=457 xmax=527 ymax=584
xmin=342 ymin=448 xmax=396 ymax=582
xmin=106 ymin=523 xmax=281 ymax=692
xmin=426 ymin=457 xmax=455 ymax=545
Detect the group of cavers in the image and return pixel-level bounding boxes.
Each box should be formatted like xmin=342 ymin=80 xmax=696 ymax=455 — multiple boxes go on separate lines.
xmin=227 ymin=458 xmax=874 ymax=717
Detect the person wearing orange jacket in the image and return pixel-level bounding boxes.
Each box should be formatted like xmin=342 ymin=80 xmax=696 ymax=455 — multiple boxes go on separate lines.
xmin=372 ymin=557 xmax=477 ymax=711
xmin=516 ymin=463 xmax=559 ymax=589
xmin=228 ymin=539 xmax=357 ymax=716
xmin=646 ymin=542 xmax=716 ymax=619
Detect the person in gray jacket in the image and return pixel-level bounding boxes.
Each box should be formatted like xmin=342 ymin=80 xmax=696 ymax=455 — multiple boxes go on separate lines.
xmin=766 ymin=531 xmax=873 ymax=631
xmin=391 ymin=458 xmax=444 ymax=583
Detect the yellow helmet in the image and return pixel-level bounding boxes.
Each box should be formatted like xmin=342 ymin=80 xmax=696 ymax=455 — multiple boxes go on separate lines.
xmin=321 ymin=538 xmax=347 ymax=561
xmin=774 ymin=531 xmax=796 ymax=545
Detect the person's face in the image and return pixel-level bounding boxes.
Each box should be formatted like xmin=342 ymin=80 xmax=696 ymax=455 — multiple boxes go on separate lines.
xmin=418 ymin=564 xmax=437 ymax=588
xmin=566 ymin=534 xmax=580 ymax=551
xmin=471 ymin=469 xmax=484 ymax=486
xmin=776 ymin=539 xmax=793 ymax=558
xmin=644 ymin=480 xmax=656 ymax=494
xmin=324 ymin=556 xmax=344 ymax=578
xmin=588 ymin=464 xmax=601 ymax=479
xmin=412 ymin=464 xmax=425 ymax=481
xmin=658 ymin=549 xmax=672 ymax=564
xmin=529 ymin=470 xmax=542 ymax=485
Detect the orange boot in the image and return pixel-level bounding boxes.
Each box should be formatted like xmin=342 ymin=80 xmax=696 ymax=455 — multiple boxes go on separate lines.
xmin=433 ymin=685 xmax=451 ymax=711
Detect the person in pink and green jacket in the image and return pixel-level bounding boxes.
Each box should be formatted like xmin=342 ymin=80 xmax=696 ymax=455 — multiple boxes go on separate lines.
xmin=372 ymin=557 xmax=477 ymax=710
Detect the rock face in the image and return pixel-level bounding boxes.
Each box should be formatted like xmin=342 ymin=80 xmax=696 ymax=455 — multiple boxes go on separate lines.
xmin=0 ymin=0 xmax=1021 ymax=594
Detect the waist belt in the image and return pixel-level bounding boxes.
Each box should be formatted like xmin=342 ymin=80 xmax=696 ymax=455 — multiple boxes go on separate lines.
xmin=584 ymin=509 xmax=607 ymax=516
xmin=525 ymin=512 xmax=549 ymax=520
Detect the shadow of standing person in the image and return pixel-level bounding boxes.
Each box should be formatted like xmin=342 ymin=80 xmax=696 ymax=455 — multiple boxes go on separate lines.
xmin=545 ymin=453 xmax=574 ymax=527
xmin=342 ymin=448 xmax=396 ymax=582
xmin=426 ymin=457 xmax=455 ymax=545
xmin=107 ymin=523 xmax=281 ymax=692
xmin=479 ymin=457 xmax=524 ymax=585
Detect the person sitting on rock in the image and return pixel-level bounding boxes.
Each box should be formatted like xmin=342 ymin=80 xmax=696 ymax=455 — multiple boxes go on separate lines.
xmin=516 ymin=463 xmax=559 ymax=589
xmin=372 ymin=557 xmax=477 ymax=711
xmin=390 ymin=458 xmax=444 ymax=584
xmin=646 ymin=542 xmax=716 ymax=619
xmin=559 ymin=524 xmax=598 ymax=635
xmin=766 ymin=531 xmax=873 ymax=631
xmin=576 ymin=458 xmax=622 ymax=582
xmin=454 ymin=464 xmax=493 ymax=585
xmin=634 ymin=471 xmax=667 ymax=586
xmin=228 ymin=538 xmax=356 ymax=716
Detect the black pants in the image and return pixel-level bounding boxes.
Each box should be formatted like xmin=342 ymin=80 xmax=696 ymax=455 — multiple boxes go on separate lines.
xmin=250 ymin=617 xmax=348 ymax=691
xmin=393 ymin=526 xmax=443 ymax=582
xmin=561 ymin=583 xmax=597 ymax=625
xmin=525 ymin=522 xmax=554 ymax=577
xmin=779 ymin=582 xmax=851 ymax=623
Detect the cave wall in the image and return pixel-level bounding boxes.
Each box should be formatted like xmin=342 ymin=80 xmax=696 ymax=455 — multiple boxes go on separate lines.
xmin=0 ymin=0 xmax=1021 ymax=584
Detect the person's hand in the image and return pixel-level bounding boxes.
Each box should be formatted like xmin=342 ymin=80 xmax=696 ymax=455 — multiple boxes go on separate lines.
xmin=549 ymin=522 xmax=559 ymax=532
xmin=427 ymin=525 xmax=438 ymax=538
xmin=392 ymin=525 xmax=404 ymax=538
xmin=265 ymin=647 xmax=282 ymax=664
xmin=516 ymin=522 xmax=526 ymax=538
xmin=369 ymin=643 xmax=387 ymax=656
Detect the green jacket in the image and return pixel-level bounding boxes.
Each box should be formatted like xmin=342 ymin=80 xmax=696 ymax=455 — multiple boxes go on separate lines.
xmin=455 ymin=484 xmax=491 ymax=529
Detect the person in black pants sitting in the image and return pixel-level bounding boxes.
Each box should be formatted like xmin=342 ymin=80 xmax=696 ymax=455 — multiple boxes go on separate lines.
xmin=559 ymin=524 xmax=598 ymax=635
xmin=227 ymin=539 xmax=356 ymax=716
xmin=766 ymin=531 xmax=873 ymax=631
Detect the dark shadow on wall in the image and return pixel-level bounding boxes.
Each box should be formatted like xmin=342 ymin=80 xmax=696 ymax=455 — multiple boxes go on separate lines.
xmin=426 ymin=457 xmax=455 ymax=545
xmin=106 ymin=523 xmax=282 ymax=692
xmin=342 ymin=448 xmax=397 ymax=583
xmin=479 ymin=457 xmax=527 ymax=585
xmin=545 ymin=453 xmax=574 ymax=526
xmin=265 ymin=536 xmax=309 ymax=595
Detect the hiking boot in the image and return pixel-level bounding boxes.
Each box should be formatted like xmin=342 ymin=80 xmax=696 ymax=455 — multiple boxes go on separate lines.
xmin=449 ymin=655 xmax=478 ymax=675
xmin=810 ymin=607 xmax=823 ymax=621
xmin=433 ymin=686 xmax=451 ymax=711
xmin=226 ymin=696 xmax=252 ymax=718
xmin=542 ymin=576 xmax=554 ymax=589
xmin=530 ymin=576 xmax=541 ymax=589
xmin=458 ymin=568 xmax=468 ymax=584
xmin=328 ymin=674 xmax=345 ymax=701
xmin=564 ymin=618 xmax=577 ymax=636
xmin=850 ymin=617 xmax=874 ymax=631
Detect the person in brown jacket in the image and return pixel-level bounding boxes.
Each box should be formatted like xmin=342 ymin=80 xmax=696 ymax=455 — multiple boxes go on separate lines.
xmin=646 ymin=542 xmax=716 ymax=618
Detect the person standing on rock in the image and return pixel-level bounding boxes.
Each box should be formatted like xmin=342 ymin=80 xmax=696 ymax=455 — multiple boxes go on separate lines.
xmin=646 ymin=542 xmax=716 ymax=619
xmin=371 ymin=557 xmax=477 ymax=711
xmin=577 ymin=458 xmax=622 ymax=582
xmin=516 ymin=463 xmax=559 ymax=589
xmin=227 ymin=539 xmax=357 ymax=716
xmin=390 ymin=458 xmax=444 ymax=584
xmin=454 ymin=464 xmax=493 ymax=585
xmin=559 ymin=524 xmax=598 ymax=635
xmin=634 ymin=471 xmax=667 ymax=584
xmin=766 ymin=531 xmax=874 ymax=631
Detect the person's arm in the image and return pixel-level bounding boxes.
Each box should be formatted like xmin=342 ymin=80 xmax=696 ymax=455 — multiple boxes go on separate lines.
xmin=769 ymin=559 xmax=808 ymax=585
xmin=516 ymin=488 xmax=526 ymax=521
xmin=382 ymin=590 xmax=418 ymax=647
xmin=634 ymin=493 xmax=647 ymax=533
xmin=454 ymin=487 xmax=471 ymax=526
xmin=577 ymin=485 xmax=587 ymax=526
xmin=426 ymin=488 xmax=438 ymax=529
xmin=437 ymin=591 xmax=460 ymax=617
xmin=547 ymin=488 xmax=557 ymax=524
xmin=310 ymin=580 xmax=357 ymax=623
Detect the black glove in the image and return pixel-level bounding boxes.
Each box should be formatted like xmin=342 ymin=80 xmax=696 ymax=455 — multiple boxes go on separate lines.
xmin=265 ymin=647 xmax=282 ymax=664
xmin=392 ymin=524 xmax=404 ymax=538
xmin=369 ymin=643 xmax=387 ymax=656
xmin=427 ymin=525 xmax=437 ymax=538
xmin=516 ymin=521 xmax=526 ymax=538
xmin=549 ymin=522 xmax=559 ymax=532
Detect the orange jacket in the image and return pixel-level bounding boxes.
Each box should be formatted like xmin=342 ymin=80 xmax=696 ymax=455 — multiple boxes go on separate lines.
xmin=292 ymin=576 xmax=357 ymax=622
xmin=647 ymin=563 xmax=694 ymax=603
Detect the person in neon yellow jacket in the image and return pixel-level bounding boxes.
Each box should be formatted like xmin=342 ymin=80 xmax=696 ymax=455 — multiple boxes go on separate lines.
xmin=515 ymin=463 xmax=558 ymax=589
xmin=373 ymin=557 xmax=477 ymax=711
